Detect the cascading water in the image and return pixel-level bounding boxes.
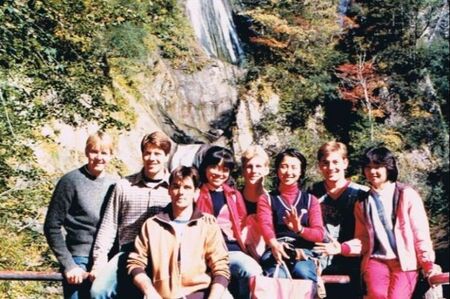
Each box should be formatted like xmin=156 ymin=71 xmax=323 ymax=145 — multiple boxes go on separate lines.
xmin=186 ymin=0 xmax=244 ymax=64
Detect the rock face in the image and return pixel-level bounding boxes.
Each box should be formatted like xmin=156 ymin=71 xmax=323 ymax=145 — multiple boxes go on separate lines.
xmin=233 ymin=81 xmax=280 ymax=156
xmin=150 ymin=57 xmax=245 ymax=144
xmin=35 ymin=53 xmax=246 ymax=176
xmin=32 ymin=0 xmax=262 ymax=176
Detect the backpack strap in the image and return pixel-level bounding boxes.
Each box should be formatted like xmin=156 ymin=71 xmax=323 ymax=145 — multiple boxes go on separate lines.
xmin=392 ymin=182 xmax=406 ymax=226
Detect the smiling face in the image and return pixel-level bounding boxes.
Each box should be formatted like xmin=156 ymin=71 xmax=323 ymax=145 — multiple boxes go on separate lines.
xmin=142 ymin=144 xmax=169 ymax=179
xmin=85 ymin=144 xmax=113 ymax=177
xmin=205 ymin=162 xmax=230 ymax=190
xmin=243 ymin=155 xmax=269 ymax=186
xmin=364 ymin=162 xmax=389 ymax=189
xmin=169 ymin=176 xmax=197 ymax=212
xmin=277 ymin=155 xmax=301 ymax=186
xmin=319 ymin=152 xmax=348 ymax=183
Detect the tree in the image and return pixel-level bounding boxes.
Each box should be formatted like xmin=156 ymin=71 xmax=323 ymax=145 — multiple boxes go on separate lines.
xmin=335 ymin=54 xmax=390 ymax=141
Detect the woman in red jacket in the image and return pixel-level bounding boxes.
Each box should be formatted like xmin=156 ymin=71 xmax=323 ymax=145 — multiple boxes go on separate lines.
xmin=257 ymin=148 xmax=324 ymax=282
xmin=196 ymin=146 xmax=262 ymax=299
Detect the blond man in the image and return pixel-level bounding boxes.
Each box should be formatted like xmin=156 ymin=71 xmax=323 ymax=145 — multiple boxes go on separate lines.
xmin=310 ymin=141 xmax=368 ymax=299
xmin=44 ymin=131 xmax=116 ymax=299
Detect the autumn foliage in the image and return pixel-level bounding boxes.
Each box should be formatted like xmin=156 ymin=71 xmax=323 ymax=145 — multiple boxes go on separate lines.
xmin=336 ymin=61 xmax=387 ymax=118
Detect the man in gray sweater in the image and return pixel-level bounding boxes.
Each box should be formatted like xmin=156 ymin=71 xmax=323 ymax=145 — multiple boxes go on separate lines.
xmin=44 ymin=131 xmax=116 ymax=299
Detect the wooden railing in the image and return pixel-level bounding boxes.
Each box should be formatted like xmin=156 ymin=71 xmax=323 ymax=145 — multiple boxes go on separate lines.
xmin=0 ymin=270 xmax=353 ymax=284
xmin=0 ymin=270 xmax=448 ymax=285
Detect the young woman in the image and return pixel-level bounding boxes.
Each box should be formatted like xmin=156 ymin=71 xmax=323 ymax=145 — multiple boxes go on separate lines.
xmin=240 ymin=145 xmax=270 ymax=215
xmin=340 ymin=146 xmax=440 ymax=298
xmin=196 ymin=146 xmax=262 ymax=299
xmin=257 ymin=148 xmax=324 ymax=282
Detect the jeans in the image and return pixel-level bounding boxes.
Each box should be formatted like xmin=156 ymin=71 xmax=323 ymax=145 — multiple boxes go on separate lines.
xmin=62 ymin=256 xmax=91 ymax=299
xmin=228 ymin=251 xmax=262 ymax=299
xmin=90 ymin=249 xmax=141 ymax=299
xmin=260 ymin=249 xmax=318 ymax=283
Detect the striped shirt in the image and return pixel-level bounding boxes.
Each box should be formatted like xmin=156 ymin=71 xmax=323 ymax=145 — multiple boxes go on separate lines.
xmin=91 ymin=170 xmax=170 ymax=271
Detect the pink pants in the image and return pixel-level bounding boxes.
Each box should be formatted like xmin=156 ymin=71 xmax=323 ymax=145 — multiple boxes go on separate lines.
xmin=364 ymin=258 xmax=419 ymax=299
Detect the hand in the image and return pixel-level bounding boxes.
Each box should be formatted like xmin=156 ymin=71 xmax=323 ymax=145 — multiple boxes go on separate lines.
xmin=64 ymin=266 xmax=87 ymax=285
xmin=88 ymin=269 xmax=98 ymax=282
xmin=134 ymin=273 xmax=162 ymax=299
xmin=269 ymin=240 xmax=290 ymax=263
xmin=203 ymin=213 xmax=217 ymax=224
xmin=283 ymin=207 xmax=307 ymax=234
xmin=426 ymin=264 xmax=442 ymax=287
xmin=313 ymin=238 xmax=341 ymax=256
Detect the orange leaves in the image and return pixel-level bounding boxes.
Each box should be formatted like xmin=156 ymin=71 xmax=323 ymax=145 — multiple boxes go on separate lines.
xmin=336 ymin=62 xmax=375 ymax=79
xmin=249 ymin=36 xmax=288 ymax=49
xmin=341 ymin=16 xmax=359 ymax=30
xmin=336 ymin=60 xmax=388 ymax=116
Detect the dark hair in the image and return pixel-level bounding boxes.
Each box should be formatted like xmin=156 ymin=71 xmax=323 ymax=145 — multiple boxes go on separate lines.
xmin=169 ymin=166 xmax=200 ymax=189
xmin=274 ymin=148 xmax=307 ymax=186
xmin=361 ymin=146 xmax=398 ymax=182
xmin=198 ymin=146 xmax=235 ymax=184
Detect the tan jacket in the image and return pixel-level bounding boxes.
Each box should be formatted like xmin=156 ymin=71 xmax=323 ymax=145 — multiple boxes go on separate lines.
xmin=127 ymin=205 xmax=230 ymax=299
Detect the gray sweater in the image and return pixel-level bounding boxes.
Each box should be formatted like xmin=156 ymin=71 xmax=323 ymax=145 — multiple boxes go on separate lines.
xmin=44 ymin=166 xmax=116 ymax=271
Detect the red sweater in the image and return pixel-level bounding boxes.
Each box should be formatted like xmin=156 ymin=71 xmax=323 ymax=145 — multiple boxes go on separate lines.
xmin=257 ymin=184 xmax=324 ymax=244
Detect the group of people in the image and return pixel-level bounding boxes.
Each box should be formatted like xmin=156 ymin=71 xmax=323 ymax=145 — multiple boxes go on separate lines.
xmin=44 ymin=130 xmax=440 ymax=299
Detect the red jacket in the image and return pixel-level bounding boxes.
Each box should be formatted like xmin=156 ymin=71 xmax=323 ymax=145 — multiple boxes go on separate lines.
xmin=196 ymin=184 xmax=248 ymax=252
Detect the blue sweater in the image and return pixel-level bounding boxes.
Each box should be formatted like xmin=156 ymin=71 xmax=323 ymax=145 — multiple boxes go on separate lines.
xmin=44 ymin=166 xmax=116 ymax=271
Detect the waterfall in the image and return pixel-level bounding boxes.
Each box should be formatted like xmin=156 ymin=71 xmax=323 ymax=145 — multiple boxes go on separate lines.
xmin=169 ymin=144 xmax=211 ymax=171
xmin=186 ymin=0 xmax=244 ymax=64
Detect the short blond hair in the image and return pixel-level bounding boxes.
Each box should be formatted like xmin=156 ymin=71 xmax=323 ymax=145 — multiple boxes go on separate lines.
xmin=241 ymin=145 xmax=269 ymax=167
xmin=85 ymin=131 xmax=115 ymax=155
xmin=317 ymin=141 xmax=348 ymax=162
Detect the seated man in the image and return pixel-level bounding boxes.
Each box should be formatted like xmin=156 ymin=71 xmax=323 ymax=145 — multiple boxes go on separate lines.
xmin=310 ymin=141 xmax=368 ymax=298
xmin=127 ymin=166 xmax=231 ymax=299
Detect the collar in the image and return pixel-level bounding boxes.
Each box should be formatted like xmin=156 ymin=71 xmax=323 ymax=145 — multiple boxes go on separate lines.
xmin=371 ymin=181 xmax=395 ymax=199
xmin=81 ymin=165 xmax=97 ymax=180
xmin=155 ymin=204 xmax=204 ymax=223
xmin=130 ymin=168 xmax=169 ymax=187
xmin=279 ymin=183 xmax=299 ymax=195
xmin=200 ymin=183 xmax=235 ymax=196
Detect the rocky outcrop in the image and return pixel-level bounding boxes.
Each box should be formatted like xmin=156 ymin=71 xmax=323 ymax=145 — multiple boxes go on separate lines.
xmin=32 ymin=0 xmax=253 ymax=175
xmin=232 ymin=80 xmax=280 ymax=156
